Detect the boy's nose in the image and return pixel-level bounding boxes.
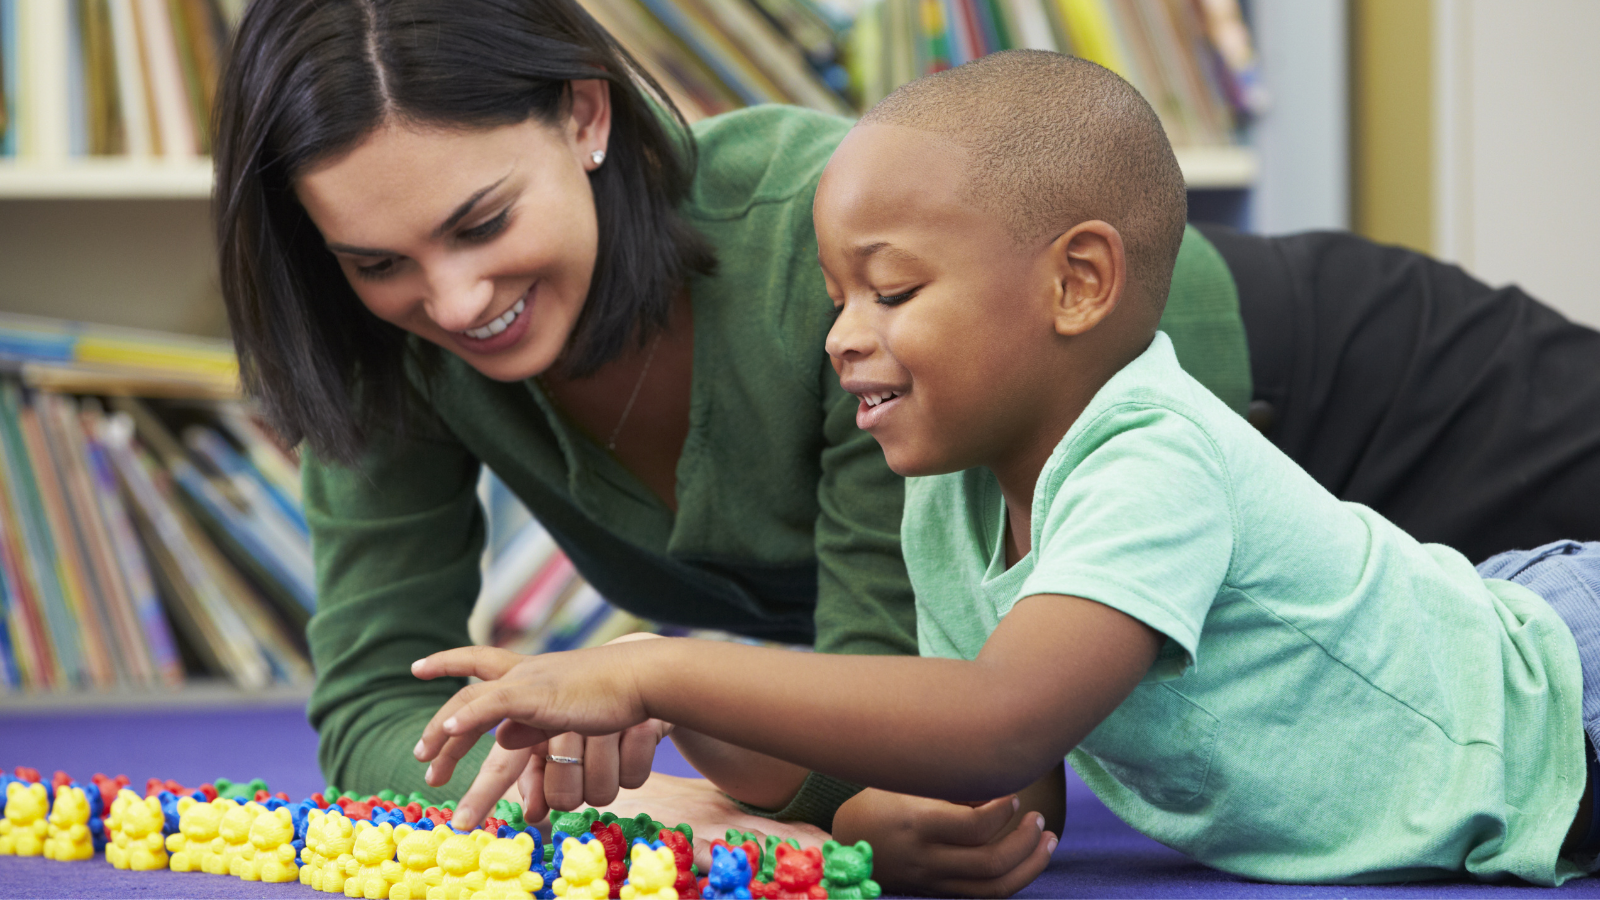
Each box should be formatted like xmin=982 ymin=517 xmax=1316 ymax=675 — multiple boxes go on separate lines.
xmin=824 ymin=300 xmax=877 ymax=362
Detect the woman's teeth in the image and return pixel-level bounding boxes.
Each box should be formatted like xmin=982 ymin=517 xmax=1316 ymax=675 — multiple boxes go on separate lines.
xmin=460 ymin=298 xmax=526 ymax=340
xmin=862 ymin=391 xmax=900 ymax=407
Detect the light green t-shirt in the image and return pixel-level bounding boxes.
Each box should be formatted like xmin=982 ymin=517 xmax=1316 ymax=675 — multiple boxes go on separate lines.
xmin=906 ymin=331 xmax=1587 ymax=885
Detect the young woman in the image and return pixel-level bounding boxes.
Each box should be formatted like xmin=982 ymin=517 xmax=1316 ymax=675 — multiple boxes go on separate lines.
xmin=214 ymin=0 xmax=1600 ymax=894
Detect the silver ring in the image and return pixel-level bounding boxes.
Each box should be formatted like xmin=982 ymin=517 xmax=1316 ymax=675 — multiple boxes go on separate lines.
xmin=546 ymin=755 xmax=583 ymax=765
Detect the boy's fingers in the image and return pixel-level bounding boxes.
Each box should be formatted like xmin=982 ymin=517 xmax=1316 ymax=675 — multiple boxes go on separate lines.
xmin=415 ymin=681 xmax=498 ymax=761
xmin=496 ymin=721 xmax=546 ymax=750
xmin=425 ymin=729 xmax=493 ymax=787
xmin=442 ymin=686 xmax=553 ymax=747
xmin=921 ymin=813 xmax=1046 ymax=882
xmin=583 ymin=734 xmax=621 ymax=808
xmin=920 ymin=795 xmax=1020 ymax=846
xmin=934 ymin=828 xmax=1056 ymax=898
xmin=411 ymin=646 xmax=523 ymax=682
xmin=453 ymin=741 xmax=534 ymax=830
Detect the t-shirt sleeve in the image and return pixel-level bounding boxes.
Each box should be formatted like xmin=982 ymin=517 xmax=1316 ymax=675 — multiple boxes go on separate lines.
xmin=1017 ymin=404 xmax=1235 ymax=680
xmin=302 ymin=429 xmax=495 ymax=800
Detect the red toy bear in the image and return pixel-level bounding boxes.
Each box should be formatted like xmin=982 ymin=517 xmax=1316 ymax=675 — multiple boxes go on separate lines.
xmin=755 ymin=845 xmax=827 ymax=900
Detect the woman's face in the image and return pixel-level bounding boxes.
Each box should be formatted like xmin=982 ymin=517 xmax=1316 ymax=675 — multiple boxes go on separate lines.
xmin=294 ymin=83 xmax=611 ymax=382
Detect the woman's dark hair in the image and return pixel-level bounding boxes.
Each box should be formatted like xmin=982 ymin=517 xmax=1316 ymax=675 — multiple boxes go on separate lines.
xmin=214 ymin=0 xmax=715 ymax=464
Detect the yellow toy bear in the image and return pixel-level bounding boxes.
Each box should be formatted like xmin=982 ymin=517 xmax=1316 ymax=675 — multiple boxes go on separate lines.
xmin=552 ymin=836 xmax=611 ymax=899
xmin=0 ymin=781 xmax=50 ymax=856
xmin=472 ymin=832 xmax=545 ymax=900
xmin=388 ymin=822 xmax=447 ymax=900
xmin=619 ymin=842 xmax=678 ymax=900
xmin=310 ymin=809 xmax=358 ymax=893
xmin=301 ymin=808 xmax=330 ymax=884
xmin=167 ymin=796 xmax=231 ymax=873
xmin=100 ymin=788 xmax=136 ymax=866
xmin=42 ymin=785 xmax=94 ymax=861
xmin=426 ymin=828 xmax=493 ymax=900
xmin=238 ymin=805 xmax=299 ymax=882
xmin=109 ymin=793 xmax=168 ymax=871
xmin=218 ymin=800 xmax=266 ymax=875
xmin=343 ymin=819 xmax=401 ymax=899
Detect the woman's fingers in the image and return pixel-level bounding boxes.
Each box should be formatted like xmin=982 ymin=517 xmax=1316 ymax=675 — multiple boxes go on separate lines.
xmin=617 ymin=721 xmax=662 ymax=790
xmin=543 ymin=732 xmax=587 ymax=812
xmin=453 ymin=740 xmax=535 ymax=830
xmin=411 ymin=646 xmax=524 ymax=682
xmin=584 ymin=734 xmax=622 ymax=808
xmin=518 ymin=751 xmax=551 ymax=825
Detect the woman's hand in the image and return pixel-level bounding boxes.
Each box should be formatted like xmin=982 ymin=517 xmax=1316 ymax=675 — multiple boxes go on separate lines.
xmin=412 ymin=643 xmax=660 ymax=824
xmin=830 ymin=783 xmax=1059 ymax=898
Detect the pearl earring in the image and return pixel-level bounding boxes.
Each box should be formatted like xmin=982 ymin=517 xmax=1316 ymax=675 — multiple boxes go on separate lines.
xmin=590 ymin=149 xmax=606 ymax=166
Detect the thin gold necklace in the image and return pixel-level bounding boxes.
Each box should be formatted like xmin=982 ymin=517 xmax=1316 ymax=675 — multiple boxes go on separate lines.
xmin=606 ymin=332 xmax=663 ymax=451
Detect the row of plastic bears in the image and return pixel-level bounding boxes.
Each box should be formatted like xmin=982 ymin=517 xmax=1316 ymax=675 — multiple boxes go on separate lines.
xmin=1 ymin=766 xmax=878 ymax=900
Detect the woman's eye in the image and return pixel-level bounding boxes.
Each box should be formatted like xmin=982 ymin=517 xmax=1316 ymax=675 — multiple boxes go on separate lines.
xmin=354 ymin=258 xmax=397 ymax=281
xmin=460 ymin=209 xmax=510 ymax=242
xmin=876 ymin=288 xmax=918 ymax=306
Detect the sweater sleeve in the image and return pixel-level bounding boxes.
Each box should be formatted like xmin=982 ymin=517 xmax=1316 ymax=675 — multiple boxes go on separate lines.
xmin=301 ymin=430 xmax=495 ymax=801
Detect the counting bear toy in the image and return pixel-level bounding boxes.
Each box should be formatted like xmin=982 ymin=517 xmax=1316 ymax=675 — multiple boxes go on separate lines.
xmin=619 ymin=842 xmax=677 ymax=900
xmin=476 ymin=831 xmax=547 ymax=900
xmin=703 ymin=844 xmax=754 ymax=900
xmin=167 ymin=797 xmax=232 ymax=874
xmin=106 ymin=790 xmax=168 ymax=871
xmin=42 ymin=785 xmax=94 ymax=861
xmin=819 ymin=842 xmax=880 ymax=900
xmin=0 ymin=781 xmax=49 ymax=856
xmin=387 ymin=821 xmax=448 ymax=900
xmin=0 ymin=763 xmax=877 ymax=900
xmin=240 ymin=805 xmax=300 ymax=883
xmin=554 ymin=835 xmax=613 ymax=899
xmin=759 ymin=845 xmax=826 ymax=900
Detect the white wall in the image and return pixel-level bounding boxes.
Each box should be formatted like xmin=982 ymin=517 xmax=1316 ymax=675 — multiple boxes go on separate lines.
xmin=1434 ymin=0 xmax=1600 ymax=329
xmin=1247 ymin=0 xmax=1349 ymax=235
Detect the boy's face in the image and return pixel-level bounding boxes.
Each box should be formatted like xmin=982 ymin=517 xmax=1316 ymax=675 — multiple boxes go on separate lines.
xmin=817 ymin=124 xmax=1066 ymax=477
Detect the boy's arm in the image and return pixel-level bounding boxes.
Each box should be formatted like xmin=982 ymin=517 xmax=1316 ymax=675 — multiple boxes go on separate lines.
xmin=415 ymin=593 xmax=1161 ymax=803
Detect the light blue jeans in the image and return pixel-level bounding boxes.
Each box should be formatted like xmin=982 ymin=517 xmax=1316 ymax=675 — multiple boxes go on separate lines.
xmin=1476 ymin=540 xmax=1600 ymax=850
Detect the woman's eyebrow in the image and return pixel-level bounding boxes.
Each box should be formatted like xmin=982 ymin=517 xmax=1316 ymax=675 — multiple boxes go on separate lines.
xmin=324 ymin=174 xmax=512 ymax=257
xmin=432 ymin=175 xmax=511 ymax=238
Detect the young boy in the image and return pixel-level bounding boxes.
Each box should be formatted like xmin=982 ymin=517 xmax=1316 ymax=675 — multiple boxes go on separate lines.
xmin=412 ymin=51 xmax=1600 ymax=885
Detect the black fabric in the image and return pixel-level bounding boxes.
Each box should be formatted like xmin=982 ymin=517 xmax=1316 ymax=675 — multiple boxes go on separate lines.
xmin=1197 ymin=223 xmax=1600 ymax=564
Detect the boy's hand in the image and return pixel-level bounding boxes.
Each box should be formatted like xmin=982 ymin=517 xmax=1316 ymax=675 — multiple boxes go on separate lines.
xmin=411 ymin=644 xmax=655 ymax=820
xmin=832 ymin=788 xmax=1057 ymax=898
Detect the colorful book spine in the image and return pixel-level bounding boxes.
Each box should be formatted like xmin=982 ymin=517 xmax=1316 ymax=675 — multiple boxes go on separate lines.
xmin=0 ymin=383 xmax=85 ymax=688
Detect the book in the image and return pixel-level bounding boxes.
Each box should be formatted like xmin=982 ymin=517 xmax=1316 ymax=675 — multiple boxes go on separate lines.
xmin=0 ymin=382 xmax=86 ymax=688
xmin=105 ymin=0 xmax=153 ymax=157
xmin=80 ymin=398 xmax=184 ymax=686
xmin=131 ymin=0 xmax=197 ymax=157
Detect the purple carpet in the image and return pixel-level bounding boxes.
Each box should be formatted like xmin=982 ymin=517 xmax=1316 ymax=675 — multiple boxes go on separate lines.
xmin=2 ymin=703 xmax=1599 ymax=898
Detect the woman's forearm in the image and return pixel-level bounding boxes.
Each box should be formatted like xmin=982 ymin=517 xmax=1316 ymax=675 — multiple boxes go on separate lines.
xmin=668 ymin=726 xmax=812 ymax=810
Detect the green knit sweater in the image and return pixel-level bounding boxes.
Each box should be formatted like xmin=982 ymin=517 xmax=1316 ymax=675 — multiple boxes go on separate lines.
xmin=302 ymin=105 xmax=1251 ymax=829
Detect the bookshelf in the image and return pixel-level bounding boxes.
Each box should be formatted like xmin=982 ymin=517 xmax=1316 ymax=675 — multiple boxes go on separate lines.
xmin=0 ymin=160 xmax=213 ymax=199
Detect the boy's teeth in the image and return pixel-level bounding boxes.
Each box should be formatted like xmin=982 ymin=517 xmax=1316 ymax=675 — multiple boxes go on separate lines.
xmin=461 ymin=298 xmax=526 ymax=340
xmin=862 ymin=391 xmax=900 ymax=407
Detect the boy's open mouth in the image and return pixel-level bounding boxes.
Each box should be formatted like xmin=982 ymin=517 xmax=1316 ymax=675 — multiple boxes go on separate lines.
xmin=855 ymin=389 xmax=905 ymax=430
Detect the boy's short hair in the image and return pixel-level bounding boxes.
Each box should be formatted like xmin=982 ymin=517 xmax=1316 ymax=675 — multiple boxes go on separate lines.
xmin=861 ymin=50 xmax=1187 ymax=311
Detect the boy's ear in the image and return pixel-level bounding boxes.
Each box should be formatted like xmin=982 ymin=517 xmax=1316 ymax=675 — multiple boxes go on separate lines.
xmin=1048 ymin=221 xmax=1125 ymax=337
